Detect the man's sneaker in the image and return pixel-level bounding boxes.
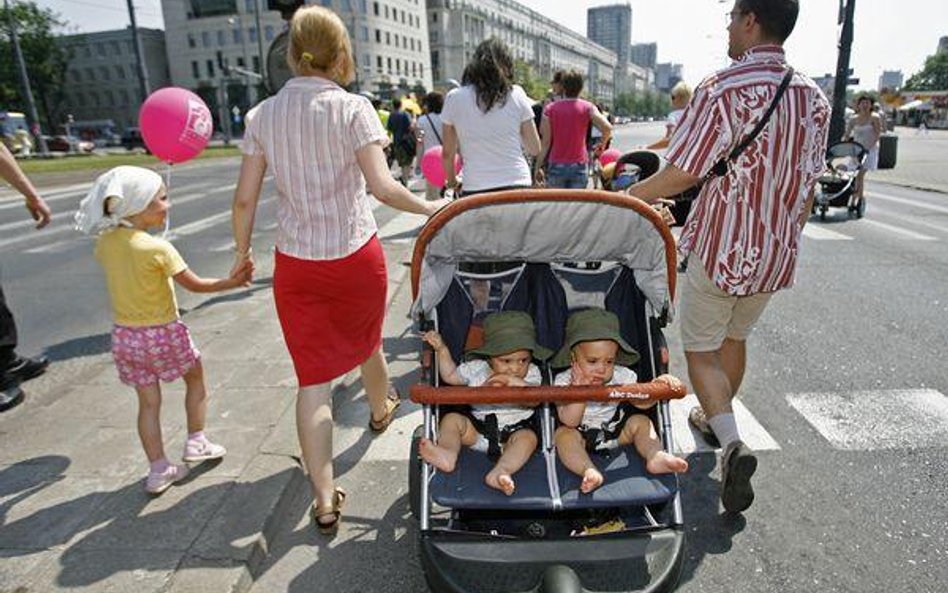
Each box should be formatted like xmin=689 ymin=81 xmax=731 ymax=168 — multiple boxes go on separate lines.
xmin=720 ymin=440 xmax=757 ymax=513
xmin=145 ymin=463 xmax=189 ymax=495
xmin=0 ymin=378 xmax=24 ymax=412
xmin=6 ymin=355 xmax=50 ymax=383
xmin=183 ymin=437 xmax=227 ymax=462
xmin=687 ymin=406 xmax=720 ymax=448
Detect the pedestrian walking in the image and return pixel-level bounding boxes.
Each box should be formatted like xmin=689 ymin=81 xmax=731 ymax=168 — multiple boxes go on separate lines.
xmin=647 ymin=82 xmax=693 ymax=150
xmin=388 ymin=98 xmax=416 ymax=186
xmin=0 ymin=143 xmax=51 ymax=412
xmin=845 ymin=94 xmax=883 ymax=215
xmin=75 ymin=166 xmax=249 ymax=494
xmin=230 ymin=5 xmax=448 ymax=535
xmin=440 ymin=37 xmax=540 ymax=196
xmin=627 ymin=0 xmax=830 ymax=514
xmin=534 ymin=69 xmax=612 ymax=189
xmin=416 ymin=91 xmax=445 ymax=200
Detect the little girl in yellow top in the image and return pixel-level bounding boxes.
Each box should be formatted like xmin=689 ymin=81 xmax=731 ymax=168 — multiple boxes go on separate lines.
xmin=76 ymin=166 xmax=251 ymax=494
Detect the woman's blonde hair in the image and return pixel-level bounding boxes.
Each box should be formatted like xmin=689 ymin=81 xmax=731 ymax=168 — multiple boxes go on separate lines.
xmin=670 ymin=81 xmax=693 ymax=102
xmin=287 ymin=6 xmax=355 ymax=85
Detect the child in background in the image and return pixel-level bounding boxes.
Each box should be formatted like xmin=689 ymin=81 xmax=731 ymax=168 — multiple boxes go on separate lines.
xmin=552 ymin=309 xmax=688 ymax=493
xmin=76 ymin=166 xmax=251 ymax=494
xmin=419 ymin=311 xmax=552 ymax=495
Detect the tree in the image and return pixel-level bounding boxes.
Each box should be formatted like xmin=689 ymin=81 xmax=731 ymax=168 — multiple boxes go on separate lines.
xmin=513 ymin=59 xmax=548 ymax=102
xmin=0 ymin=1 xmax=69 ymax=130
xmin=904 ymin=52 xmax=948 ymax=91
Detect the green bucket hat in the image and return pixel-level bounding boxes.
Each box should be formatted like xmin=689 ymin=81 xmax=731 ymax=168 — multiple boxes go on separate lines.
xmin=551 ymin=308 xmax=640 ymax=369
xmin=465 ymin=311 xmax=554 ymax=361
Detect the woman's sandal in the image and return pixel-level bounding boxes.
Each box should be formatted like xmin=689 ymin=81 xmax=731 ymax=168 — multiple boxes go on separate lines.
xmin=311 ymin=487 xmax=346 ymax=536
xmin=369 ymin=386 xmax=401 ymax=433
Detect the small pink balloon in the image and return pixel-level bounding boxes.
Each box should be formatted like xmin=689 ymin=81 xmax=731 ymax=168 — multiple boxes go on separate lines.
xmin=599 ymin=148 xmax=622 ymax=167
xmin=139 ymin=87 xmax=213 ymax=164
xmin=420 ymin=145 xmax=461 ymax=188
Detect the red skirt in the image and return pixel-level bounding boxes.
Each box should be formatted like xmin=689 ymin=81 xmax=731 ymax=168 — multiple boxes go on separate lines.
xmin=273 ymin=236 xmax=387 ymax=386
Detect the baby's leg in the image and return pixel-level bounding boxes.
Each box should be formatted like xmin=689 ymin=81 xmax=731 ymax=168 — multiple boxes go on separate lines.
xmin=418 ymin=412 xmax=477 ymax=473
xmin=554 ymin=426 xmax=604 ymax=493
xmin=135 ymin=382 xmax=166 ymax=463
xmin=619 ymin=415 xmax=689 ymax=474
xmin=485 ymin=428 xmax=538 ymax=496
xmin=182 ymin=361 xmax=208 ymax=434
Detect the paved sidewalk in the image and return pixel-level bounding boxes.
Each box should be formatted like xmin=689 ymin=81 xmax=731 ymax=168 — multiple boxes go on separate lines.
xmin=0 ymin=240 xmax=416 ymax=592
xmin=867 ymin=127 xmax=948 ymax=194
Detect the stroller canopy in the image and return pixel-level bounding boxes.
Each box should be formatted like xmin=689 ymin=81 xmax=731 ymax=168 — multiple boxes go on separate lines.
xmin=410 ymin=189 xmax=678 ymax=319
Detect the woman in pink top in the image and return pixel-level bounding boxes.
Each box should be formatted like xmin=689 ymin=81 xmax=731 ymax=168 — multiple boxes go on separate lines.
xmin=230 ymin=6 xmax=448 ymax=536
xmin=535 ymin=70 xmax=612 ymax=189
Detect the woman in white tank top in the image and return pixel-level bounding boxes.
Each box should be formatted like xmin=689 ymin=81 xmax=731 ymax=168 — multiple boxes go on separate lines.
xmin=845 ymin=94 xmax=883 ymax=213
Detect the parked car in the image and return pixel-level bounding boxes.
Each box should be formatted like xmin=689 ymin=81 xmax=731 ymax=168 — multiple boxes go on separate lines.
xmin=43 ymin=135 xmax=94 ymax=153
xmin=121 ymin=127 xmax=148 ymax=152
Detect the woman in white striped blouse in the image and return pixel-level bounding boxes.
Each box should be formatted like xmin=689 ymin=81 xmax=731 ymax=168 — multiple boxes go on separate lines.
xmin=230 ymin=5 xmax=449 ymax=535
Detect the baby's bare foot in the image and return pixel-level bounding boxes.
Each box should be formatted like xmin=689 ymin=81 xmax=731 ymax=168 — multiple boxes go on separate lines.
xmin=646 ymin=451 xmax=689 ymax=475
xmin=418 ymin=439 xmax=458 ymax=473
xmin=580 ymin=467 xmax=605 ymax=493
xmin=485 ymin=469 xmax=516 ymax=495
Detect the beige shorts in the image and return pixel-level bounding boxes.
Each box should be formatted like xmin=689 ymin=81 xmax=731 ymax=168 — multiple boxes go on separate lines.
xmin=679 ymin=260 xmax=774 ymax=352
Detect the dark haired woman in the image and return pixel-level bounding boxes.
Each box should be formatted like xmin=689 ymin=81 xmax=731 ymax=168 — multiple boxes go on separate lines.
xmin=844 ymin=94 xmax=882 ymax=216
xmin=440 ymin=38 xmax=540 ymax=196
xmin=417 ymin=91 xmax=445 ymax=200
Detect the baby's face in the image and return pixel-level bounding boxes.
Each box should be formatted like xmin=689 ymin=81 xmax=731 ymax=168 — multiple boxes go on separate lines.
xmin=488 ymin=349 xmax=532 ymax=378
xmin=571 ymin=340 xmax=618 ymax=385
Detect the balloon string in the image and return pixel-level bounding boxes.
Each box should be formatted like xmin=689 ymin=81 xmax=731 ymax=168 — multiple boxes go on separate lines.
xmin=161 ymin=162 xmax=172 ymax=239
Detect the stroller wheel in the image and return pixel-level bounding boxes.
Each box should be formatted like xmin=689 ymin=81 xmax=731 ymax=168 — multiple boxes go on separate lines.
xmin=856 ymin=198 xmax=866 ymax=219
xmin=409 ymin=425 xmax=424 ymax=519
xmin=819 ymin=205 xmax=827 ymax=221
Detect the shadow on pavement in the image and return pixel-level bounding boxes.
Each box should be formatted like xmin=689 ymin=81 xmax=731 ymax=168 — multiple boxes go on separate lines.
xmin=42 ymin=332 xmax=112 ymax=361
xmin=675 ymin=451 xmax=748 ymax=589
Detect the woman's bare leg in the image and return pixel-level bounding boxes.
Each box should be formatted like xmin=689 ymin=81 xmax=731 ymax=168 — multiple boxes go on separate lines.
xmin=296 ymin=382 xmax=336 ymax=524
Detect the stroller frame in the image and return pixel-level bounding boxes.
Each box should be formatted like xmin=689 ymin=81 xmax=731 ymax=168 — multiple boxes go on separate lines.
xmin=814 ymin=141 xmax=868 ymax=220
xmin=408 ymin=190 xmax=688 ymax=593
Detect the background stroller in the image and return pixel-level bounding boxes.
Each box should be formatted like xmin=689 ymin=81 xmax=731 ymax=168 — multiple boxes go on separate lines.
xmin=408 ymin=189 xmax=688 ymax=593
xmin=813 ymin=141 xmax=868 ymax=220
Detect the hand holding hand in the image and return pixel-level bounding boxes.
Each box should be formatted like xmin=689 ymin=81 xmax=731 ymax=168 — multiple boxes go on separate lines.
xmin=422 ymin=330 xmax=445 ymax=351
xmin=26 ymin=196 xmax=51 ymax=229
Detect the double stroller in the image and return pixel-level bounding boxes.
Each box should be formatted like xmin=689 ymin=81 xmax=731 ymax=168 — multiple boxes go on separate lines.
xmin=813 ymin=141 xmax=868 ymax=220
xmin=408 ymin=189 xmax=688 ymax=593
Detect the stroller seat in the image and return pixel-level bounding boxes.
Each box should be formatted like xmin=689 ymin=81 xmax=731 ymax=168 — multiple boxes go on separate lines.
xmin=429 ymin=446 xmax=677 ymax=511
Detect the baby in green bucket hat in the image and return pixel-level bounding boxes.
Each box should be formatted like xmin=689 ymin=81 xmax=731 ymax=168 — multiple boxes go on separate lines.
xmin=421 ymin=311 xmax=552 ymax=496
xmin=553 ymin=308 xmax=688 ymax=493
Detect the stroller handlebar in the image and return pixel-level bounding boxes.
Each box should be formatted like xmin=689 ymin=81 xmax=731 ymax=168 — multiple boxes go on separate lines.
xmin=410 ymin=374 xmax=687 ymax=405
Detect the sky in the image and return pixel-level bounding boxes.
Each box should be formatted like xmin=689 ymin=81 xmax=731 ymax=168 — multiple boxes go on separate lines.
xmin=31 ymin=0 xmax=947 ymax=92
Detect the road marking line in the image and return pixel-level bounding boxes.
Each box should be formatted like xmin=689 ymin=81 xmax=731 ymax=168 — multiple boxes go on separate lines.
xmin=0 ymin=223 xmax=72 ymax=250
xmin=867 ymin=204 xmax=948 ymax=236
xmin=670 ymin=394 xmax=780 ymax=454
xmin=787 ymin=389 xmax=948 ymax=450
xmin=866 ymin=191 xmax=948 ymax=215
xmin=802 ymin=225 xmax=853 ymax=241
xmin=860 ymin=219 xmax=937 ymax=241
xmin=165 ymin=196 xmax=274 ymax=240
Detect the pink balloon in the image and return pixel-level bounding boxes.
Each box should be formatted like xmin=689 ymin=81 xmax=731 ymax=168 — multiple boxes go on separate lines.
xmin=420 ymin=145 xmax=461 ymax=188
xmin=139 ymin=87 xmax=213 ymax=164
xmin=599 ymin=148 xmax=622 ymax=167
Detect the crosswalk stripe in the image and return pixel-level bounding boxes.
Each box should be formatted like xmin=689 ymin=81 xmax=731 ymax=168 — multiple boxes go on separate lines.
xmin=802 ymin=224 xmax=853 ymax=241
xmin=860 ymin=219 xmax=937 ymax=241
xmin=866 ymin=204 xmax=948 ymax=236
xmin=787 ymin=389 xmax=948 ymax=450
xmin=867 ymin=191 xmax=948 ymax=215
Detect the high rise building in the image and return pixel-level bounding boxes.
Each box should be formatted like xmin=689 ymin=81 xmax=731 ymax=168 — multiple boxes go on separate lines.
xmin=630 ymin=42 xmax=656 ymax=70
xmin=938 ymin=36 xmax=948 ymax=54
xmin=587 ymin=3 xmax=631 ymax=91
xmin=878 ymin=70 xmax=903 ymax=91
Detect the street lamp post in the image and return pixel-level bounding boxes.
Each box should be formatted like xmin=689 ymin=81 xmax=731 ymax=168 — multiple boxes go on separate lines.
xmin=228 ymin=13 xmax=253 ymax=105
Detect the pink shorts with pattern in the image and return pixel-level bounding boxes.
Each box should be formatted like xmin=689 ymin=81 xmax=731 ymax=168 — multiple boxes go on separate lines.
xmin=111 ymin=320 xmax=201 ymax=387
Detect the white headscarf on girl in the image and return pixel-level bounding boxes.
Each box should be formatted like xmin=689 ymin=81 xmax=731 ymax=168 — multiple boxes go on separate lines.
xmin=75 ymin=165 xmax=164 ymax=235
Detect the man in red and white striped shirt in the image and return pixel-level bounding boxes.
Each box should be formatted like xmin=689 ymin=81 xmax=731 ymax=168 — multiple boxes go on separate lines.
xmin=630 ymin=0 xmax=829 ymax=514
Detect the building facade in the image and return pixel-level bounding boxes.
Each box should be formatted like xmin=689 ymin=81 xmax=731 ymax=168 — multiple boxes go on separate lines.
xmin=938 ymin=36 xmax=948 ymax=54
xmin=426 ymin=0 xmax=617 ymax=103
xmin=56 ymin=28 xmax=170 ymax=134
xmin=630 ymin=42 xmax=656 ymax=70
xmin=654 ymin=62 xmax=683 ymax=93
xmin=161 ymin=0 xmax=432 ymax=133
xmin=586 ymin=3 xmax=631 ymax=93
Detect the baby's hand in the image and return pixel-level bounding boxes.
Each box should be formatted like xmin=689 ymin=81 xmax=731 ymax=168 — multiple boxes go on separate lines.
xmin=569 ymin=363 xmax=599 ymax=386
xmin=422 ymin=331 xmax=445 ymax=351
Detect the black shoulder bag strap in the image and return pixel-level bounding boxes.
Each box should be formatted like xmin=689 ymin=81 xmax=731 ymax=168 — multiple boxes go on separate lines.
xmin=425 ymin=113 xmax=443 ymax=145
xmin=706 ymin=67 xmax=795 ymax=180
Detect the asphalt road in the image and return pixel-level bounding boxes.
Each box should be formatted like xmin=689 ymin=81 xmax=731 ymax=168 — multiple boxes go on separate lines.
xmin=2 ymin=126 xmax=946 ymax=592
